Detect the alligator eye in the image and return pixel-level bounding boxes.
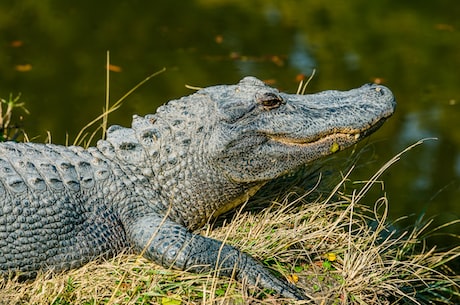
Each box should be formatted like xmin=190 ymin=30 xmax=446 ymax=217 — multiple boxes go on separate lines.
xmin=256 ymin=92 xmax=284 ymax=110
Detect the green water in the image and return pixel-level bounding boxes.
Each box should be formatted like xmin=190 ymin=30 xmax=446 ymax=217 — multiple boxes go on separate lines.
xmin=1 ymin=1 xmax=459 ymax=254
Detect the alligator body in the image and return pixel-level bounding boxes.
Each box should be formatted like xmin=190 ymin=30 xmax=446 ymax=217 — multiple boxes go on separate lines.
xmin=0 ymin=77 xmax=395 ymax=299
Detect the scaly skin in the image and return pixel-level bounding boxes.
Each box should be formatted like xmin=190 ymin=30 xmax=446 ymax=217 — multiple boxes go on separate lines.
xmin=0 ymin=77 xmax=395 ymax=299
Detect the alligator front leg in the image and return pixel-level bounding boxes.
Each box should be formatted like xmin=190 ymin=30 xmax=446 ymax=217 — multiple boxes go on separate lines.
xmin=128 ymin=214 xmax=306 ymax=300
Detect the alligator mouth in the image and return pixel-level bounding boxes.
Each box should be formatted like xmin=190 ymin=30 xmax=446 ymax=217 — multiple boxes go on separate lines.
xmin=268 ymin=117 xmax=387 ymax=148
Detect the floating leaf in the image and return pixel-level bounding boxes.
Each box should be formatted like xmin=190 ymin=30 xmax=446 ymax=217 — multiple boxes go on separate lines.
xmin=215 ymin=35 xmax=223 ymax=44
xmin=107 ymin=64 xmax=122 ymax=72
xmin=15 ymin=64 xmax=32 ymax=72
xmin=10 ymin=40 xmax=23 ymax=47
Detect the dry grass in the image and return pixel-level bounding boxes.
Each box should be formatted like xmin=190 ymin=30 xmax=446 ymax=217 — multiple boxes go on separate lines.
xmin=0 ymin=141 xmax=459 ymax=305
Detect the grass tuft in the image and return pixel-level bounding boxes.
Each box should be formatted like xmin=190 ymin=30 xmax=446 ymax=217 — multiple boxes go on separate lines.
xmin=0 ymin=93 xmax=29 ymax=142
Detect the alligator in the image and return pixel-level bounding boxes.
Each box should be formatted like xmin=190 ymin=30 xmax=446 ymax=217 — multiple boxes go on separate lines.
xmin=0 ymin=77 xmax=395 ymax=299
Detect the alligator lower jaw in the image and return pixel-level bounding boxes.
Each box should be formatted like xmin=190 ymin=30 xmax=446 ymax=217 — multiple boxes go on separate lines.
xmin=268 ymin=118 xmax=388 ymax=150
xmin=269 ymin=132 xmax=361 ymax=153
xmin=269 ymin=132 xmax=359 ymax=145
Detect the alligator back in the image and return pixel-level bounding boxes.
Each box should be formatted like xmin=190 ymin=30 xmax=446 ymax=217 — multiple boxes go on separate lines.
xmin=0 ymin=142 xmax=127 ymax=276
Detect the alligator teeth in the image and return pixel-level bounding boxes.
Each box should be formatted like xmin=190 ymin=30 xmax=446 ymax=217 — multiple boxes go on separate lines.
xmin=354 ymin=133 xmax=360 ymax=140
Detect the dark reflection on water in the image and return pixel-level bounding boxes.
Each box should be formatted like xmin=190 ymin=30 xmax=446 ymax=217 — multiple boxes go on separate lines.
xmin=1 ymin=1 xmax=459 ymax=256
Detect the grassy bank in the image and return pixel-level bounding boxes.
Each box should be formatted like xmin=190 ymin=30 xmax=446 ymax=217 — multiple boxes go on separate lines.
xmin=1 ymin=143 xmax=458 ymax=304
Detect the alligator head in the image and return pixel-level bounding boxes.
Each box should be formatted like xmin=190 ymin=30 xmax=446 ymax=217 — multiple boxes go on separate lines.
xmin=204 ymin=77 xmax=396 ymax=183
